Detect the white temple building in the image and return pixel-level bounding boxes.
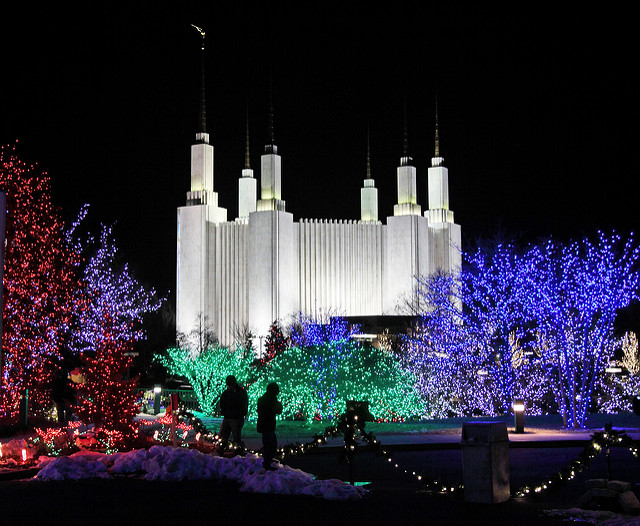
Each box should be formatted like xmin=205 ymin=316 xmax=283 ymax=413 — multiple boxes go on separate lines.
xmin=176 ymin=31 xmax=461 ymax=348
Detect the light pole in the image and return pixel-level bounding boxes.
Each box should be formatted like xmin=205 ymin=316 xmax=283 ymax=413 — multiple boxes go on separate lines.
xmin=513 ymin=399 xmax=525 ymax=433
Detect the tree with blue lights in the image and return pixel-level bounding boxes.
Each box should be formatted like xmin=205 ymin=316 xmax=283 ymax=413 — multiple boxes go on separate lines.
xmin=458 ymin=242 xmax=543 ymax=414
xmin=530 ymin=232 xmax=640 ymax=427
xmin=411 ymin=244 xmax=549 ymax=417
xmin=409 ymin=232 xmax=640 ymax=427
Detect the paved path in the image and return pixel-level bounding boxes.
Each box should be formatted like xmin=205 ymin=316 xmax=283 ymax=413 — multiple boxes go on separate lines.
xmin=240 ymin=426 xmax=640 ymax=452
xmin=3 ymin=417 xmax=638 ymax=525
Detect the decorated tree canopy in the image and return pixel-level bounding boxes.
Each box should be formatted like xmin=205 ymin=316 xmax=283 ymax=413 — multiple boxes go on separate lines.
xmin=249 ymin=323 xmax=425 ymax=422
xmin=0 ymin=144 xmax=79 ymax=419
xmin=408 ymin=231 xmax=640 ymax=426
xmin=66 ymin=205 xmax=163 ymax=354
xmin=158 ymin=345 xmax=255 ymax=416
xmin=259 ymin=320 xmax=288 ymax=365
xmin=75 ymin=314 xmax=140 ymax=448
xmin=531 ymin=232 xmax=640 ymax=427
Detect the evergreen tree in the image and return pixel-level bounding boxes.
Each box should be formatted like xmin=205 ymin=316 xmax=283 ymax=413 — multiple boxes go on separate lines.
xmin=260 ymin=320 xmax=288 ymax=365
xmin=75 ymin=314 xmax=139 ymax=446
xmin=158 ymin=345 xmax=254 ymax=415
xmin=249 ymin=319 xmax=425 ymax=421
xmin=67 ymin=206 xmax=162 ymax=446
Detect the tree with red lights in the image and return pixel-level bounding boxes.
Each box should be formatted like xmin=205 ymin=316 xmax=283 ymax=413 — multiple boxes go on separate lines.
xmin=68 ymin=206 xmax=162 ymax=446
xmin=0 ymin=144 xmax=79 ymax=420
xmin=74 ymin=314 xmax=139 ymax=444
xmin=260 ymin=321 xmax=288 ymax=365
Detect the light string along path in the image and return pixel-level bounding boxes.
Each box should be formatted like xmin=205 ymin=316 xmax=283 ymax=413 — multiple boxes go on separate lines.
xmin=161 ymin=405 xmax=640 ymax=499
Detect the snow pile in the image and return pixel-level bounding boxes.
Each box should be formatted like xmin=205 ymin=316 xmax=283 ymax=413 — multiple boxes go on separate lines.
xmin=544 ymin=508 xmax=640 ymax=525
xmin=35 ymin=446 xmax=367 ymax=501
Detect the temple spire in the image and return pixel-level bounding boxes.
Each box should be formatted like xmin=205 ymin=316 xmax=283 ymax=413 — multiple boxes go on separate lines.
xmin=191 ymin=24 xmax=207 ymax=136
xmin=361 ymin=122 xmax=378 ymax=222
xmin=265 ymin=72 xmax=277 ymax=153
xmin=432 ymin=96 xmax=444 ymax=167
xmin=403 ymin=98 xmax=409 ymax=157
xmin=434 ymin=97 xmax=440 ymax=158
xmin=400 ymin=96 xmax=412 ymax=167
xmin=366 ymin=125 xmax=372 ymax=180
xmin=245 ymin=104 xmax=251 ymax=169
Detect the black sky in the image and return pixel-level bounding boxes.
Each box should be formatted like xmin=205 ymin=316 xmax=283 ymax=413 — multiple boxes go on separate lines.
xmin=1 ymin=4 xmax=636 ymax=300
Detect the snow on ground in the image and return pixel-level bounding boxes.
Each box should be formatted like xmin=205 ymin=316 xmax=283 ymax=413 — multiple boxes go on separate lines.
xmin=34 ymin=446 xmax=367 ymax=501
xmin=543 ymin=508 xmax=640 ymax=525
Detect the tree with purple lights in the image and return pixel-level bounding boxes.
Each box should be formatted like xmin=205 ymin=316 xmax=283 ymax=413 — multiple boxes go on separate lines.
xmin=66 ymin=205 xmax=163 ymax=354
xmin=67 ymin=206 xmax=163 ymax=440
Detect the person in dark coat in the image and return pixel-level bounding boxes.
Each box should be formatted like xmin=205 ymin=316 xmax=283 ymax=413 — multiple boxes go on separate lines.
xmin=257 ymin=382 xmax=283 ymax=470
xmin=218 ymin=375 xmax=249 ymax=455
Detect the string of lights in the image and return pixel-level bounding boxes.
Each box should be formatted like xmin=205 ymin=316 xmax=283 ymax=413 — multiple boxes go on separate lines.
xmin=512 ymin=425 xmax=640 ymax=498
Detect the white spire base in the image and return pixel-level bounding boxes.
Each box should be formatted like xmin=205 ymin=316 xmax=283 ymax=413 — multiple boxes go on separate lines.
xmin=238 ymin=170 xmax=257 ymax=219
xmin=361 ymin=179 xmax=378 ymax=222
xmin=257 ymin=198 xmax=286 ymax=212
xmin=395 ymin=162 xmax=420 ymax=216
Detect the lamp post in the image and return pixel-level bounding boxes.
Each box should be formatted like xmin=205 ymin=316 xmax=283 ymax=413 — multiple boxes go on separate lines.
xmin=513 ymin=399 xmax=525 ymax=433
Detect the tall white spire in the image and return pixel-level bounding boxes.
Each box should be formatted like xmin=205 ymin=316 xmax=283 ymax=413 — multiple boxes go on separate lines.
xmin=238 ymin=106 xmax=257 ymax=219
xmin=394 ymin=101 xmax=421 ymax=216
xmin=431 ymin=97 xmax=444 ymax=168
xmin=258 ymin=77 xmax=285 ymax=211
xmin=426 ymin=101 xmax=453 ymax=224
xmin=185 ymin=24 xmax=226 ymax=222
xmin=361 ymin=126 xmax=378 ymax=222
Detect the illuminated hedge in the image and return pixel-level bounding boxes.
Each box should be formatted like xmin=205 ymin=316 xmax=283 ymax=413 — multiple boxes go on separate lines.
xmin=158 ymin=346 xmax=254 ymax=415
xmin=248 ymin=338 xmax=426 ymax=422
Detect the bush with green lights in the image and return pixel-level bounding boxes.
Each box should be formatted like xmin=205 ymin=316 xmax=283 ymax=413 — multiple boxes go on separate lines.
xmin=158 ymin=318 xmax=426 ymax=422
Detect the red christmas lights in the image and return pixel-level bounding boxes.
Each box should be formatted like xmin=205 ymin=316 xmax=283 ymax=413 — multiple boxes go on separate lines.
xmin=0 ymin=144 xmax=80 ymax=420
xmin=74 ymin=314 xmax=140 ymax=446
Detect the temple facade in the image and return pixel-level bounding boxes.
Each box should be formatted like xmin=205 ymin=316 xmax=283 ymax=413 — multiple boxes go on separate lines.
xmin=176 ymin=120 xmax=461 ymax=347
xmin=176 ymin=26 xmax=460 ymax=348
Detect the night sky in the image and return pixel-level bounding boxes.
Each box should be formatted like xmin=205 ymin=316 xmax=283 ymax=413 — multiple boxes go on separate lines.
xmin=1 ymin=4 xmax=636 ymax=302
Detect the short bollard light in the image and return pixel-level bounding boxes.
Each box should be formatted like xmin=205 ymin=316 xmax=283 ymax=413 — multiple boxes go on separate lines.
xmin=153 ymin=385 xmax=162 ymax=415
xmin=513 ymin=399 xmax=525 ymax=433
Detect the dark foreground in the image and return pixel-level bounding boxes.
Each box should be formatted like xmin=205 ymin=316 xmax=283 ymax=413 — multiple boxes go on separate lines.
xmin=1 ymin=445 xmax=639 ymax=525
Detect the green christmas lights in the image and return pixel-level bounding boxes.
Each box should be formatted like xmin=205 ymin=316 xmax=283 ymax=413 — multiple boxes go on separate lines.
xmin=247 ymin=338 xmax=426 ymax=422
xmin=157 ymin=320 xmax=425 ymax=423
xmin=157 ymin=346 xmax=254 ymax=416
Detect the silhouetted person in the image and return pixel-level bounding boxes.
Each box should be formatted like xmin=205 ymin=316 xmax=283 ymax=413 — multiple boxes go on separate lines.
xmin=218 ymin=375 xmax=248 ymax=455
xmin=257 ymin=382 xmax=283 ymax=470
